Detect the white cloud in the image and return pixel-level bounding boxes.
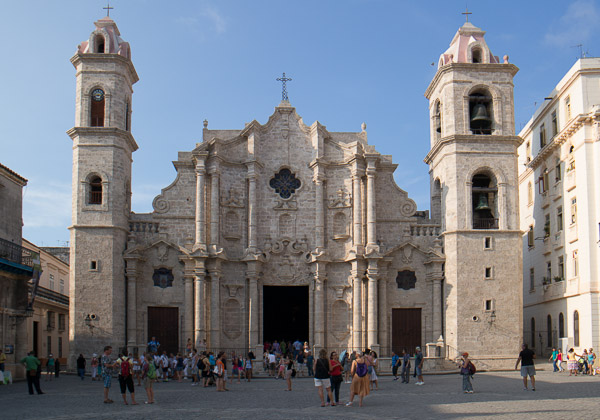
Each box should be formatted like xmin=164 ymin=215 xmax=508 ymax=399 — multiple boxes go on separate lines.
xmin=175 ymin=3 xmax=227 ymax=36
xmin=545 ymin=1 xmax=600 ymax=48
xmin=22 ymin=180 xmax=71 ymax=229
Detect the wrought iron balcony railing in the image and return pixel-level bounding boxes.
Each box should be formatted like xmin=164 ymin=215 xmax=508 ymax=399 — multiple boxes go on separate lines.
xmin=0 ymin=237 xmax=33 ymax=267
xmin=473 ymin=218 xmax=499 ymax=230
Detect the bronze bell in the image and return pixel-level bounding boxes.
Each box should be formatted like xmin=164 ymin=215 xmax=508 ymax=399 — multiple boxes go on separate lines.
xmin=475 ymin=194 xmax=491 ymax=211
xmin=471 ymin=103 xmax=491 ymax=125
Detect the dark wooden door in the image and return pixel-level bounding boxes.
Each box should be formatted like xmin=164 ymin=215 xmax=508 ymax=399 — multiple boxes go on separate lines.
xmin=392 ymin=308 xmax=422 ymax=355
xmin=147 ymin=307 xmax=179 ymax=355
xmin=33 ymin=321 xmax=39 ymax=357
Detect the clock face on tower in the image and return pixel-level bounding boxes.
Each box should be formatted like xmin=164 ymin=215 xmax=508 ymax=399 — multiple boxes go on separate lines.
xmin=92 ymin=89 xmax=104 ymax=102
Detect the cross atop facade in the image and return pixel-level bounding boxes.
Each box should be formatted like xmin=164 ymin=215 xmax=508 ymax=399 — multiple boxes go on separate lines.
xmin=276 ymin=72 xmax=292 ymax=102
xmin=462 ymin=6 xmax=472 ymax=22
xmin=103 ymin=1 xmax=114 ymax=17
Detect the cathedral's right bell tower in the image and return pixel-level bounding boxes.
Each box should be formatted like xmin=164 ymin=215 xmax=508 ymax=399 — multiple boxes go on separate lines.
xmin=424 ymin=21 xmax=523 ymax=366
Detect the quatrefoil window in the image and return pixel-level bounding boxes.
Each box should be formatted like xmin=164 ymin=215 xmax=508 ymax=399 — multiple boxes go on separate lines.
xmin=269 ymin=168 xmax=301 ymax=199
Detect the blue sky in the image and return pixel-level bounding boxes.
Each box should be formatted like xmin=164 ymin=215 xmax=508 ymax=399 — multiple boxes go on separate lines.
xmin=1 ymin=0 xmax=598 ymax=247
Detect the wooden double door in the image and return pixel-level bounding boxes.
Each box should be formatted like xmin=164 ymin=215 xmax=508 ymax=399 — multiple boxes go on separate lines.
xmin=391 ymin=308 xmax=422 ymax=355
xmin=147 ymin=307 xmax=179 ymax=355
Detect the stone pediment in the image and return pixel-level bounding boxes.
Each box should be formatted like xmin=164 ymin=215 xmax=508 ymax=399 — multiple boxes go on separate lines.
xmin=126 ymin=239 xmax=188 ymax=262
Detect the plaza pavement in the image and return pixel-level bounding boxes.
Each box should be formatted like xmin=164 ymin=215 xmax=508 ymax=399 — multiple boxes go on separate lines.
xmin=0 ymin=368 xmax=598 ymax=419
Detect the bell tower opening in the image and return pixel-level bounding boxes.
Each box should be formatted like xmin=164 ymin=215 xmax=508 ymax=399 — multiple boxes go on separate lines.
xmin=472 ymin=173 xmax=498 ymax=229
xmin=469 ymin=91 xmax=493 ymax=135
xmin=263 ymin=286 xmax=309 ymax=344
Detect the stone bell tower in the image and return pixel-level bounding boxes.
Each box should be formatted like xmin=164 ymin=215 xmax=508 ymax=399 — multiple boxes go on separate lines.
xmin=424 ymin=21 xmax=523 ymax=366
xmin=67 ymin=16 xmax=139 ymax=364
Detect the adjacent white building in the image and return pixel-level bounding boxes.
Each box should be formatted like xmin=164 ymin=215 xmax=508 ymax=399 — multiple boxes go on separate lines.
xmin=519 ymin=58 xmax=600 ymax=355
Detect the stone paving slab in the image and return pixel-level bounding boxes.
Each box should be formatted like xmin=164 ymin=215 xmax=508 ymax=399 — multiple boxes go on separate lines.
xmin=0 ymin=370 xmax=598 ymax=419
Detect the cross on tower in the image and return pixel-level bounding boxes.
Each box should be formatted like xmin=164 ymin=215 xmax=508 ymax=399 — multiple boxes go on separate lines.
xmin=462 ymin=6 xmax=472 ymax=22
xmin=276 ymin=72 xmax=292 ymax=102
xmin=103 ymin=1 xmax=114 ymax=17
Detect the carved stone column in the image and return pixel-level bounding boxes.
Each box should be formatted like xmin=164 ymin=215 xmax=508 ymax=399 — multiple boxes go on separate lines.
xmin=247 ymin=270 xmax=259 ymax=348
xmin=378 ymin=263 xmax=389 ymax=352
xmin=209 ymin=166 xmax=220 ymax=248
xmin=432 ymin=276 xmax=443 ymax=342
xmin=193 ymin=262 xmax=206 ymax=348
xmin=314 ymin=175 xmax=325 ymax=249
xmin=365 ymin=158 xmax=378 ymax=249
xmin=498 ymin=182 xmax=507 ymax=230
xmin=184 ymin=274 xmax=194 ymax=346
xmin=465 ymin=180 xmax=472 ymax=230
xmin=367 ymin=261 xmax=379 ymax=350
xmin=247 ymin=165 xmax=258 ymax=252
xmin=351 ymin=261 xmax=363 ymax=351
xmin=194 ymin=153 xmax=208 ymax=249
xmin=126 ymin=267 xmax=137 ymax=350
xmin=314 ymin=263 xmax=326 ymax=348
xmin=209 ymin=268 xmax=221 ymax=350
xmin=352 ymin=167 xmax=364 ymax=247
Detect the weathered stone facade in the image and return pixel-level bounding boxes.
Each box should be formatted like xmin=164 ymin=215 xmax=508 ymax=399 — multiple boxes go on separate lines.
xmin=69 ymin=18 xmax=522 ymax=369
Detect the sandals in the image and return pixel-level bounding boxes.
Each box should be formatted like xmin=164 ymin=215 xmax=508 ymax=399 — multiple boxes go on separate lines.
xmin=345 ymin=402 xmax=353 ymax=406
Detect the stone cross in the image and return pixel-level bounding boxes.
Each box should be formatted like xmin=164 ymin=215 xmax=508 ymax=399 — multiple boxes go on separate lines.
xmin=104 ymin=1 xmax=114 ymax=17
xmin=462 ymin=6 xmax=472 ymax=22
xmin=276 ymin=72 xmax=292 ymax=102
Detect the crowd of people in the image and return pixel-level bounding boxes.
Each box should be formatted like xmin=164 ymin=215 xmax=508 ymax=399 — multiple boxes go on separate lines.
xmin=17 ymin=336 xmax=600 ymax=406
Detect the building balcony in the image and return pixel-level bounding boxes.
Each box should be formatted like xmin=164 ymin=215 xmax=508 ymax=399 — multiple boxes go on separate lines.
xmin=553 ymin=231 xmax=563 ymax=250
xmin=541 ymin=191 xmax=550 ymax=209
xmin=567 ymin=224 xmax=578 ymax=243
xmin=472 ymin=218 xmax=498 ymax=230
xmin=543 ymin=278 xmax=566 ymax=299
xmin=543 ymin=238 xmax=552 ymax=255
xmin=0 ymin=237 xmax=34 ymax=275
xmin=566 ymin=170 xmax=576 ymax=191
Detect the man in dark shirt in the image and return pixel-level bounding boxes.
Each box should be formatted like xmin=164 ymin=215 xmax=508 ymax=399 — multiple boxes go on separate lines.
xmin=515 ymin=343 xmax=536 ymax=391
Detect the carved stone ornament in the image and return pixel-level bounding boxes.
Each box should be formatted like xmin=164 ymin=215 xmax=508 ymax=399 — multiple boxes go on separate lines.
xmin=328 ymin=189 xmax=352 ymax=208
xmin=396 ymin=270 xmax=417 ymax=290
xmin=400 ymin=199 xmax=417 ymax=217
xmin=152 ymin=267 xmax=174 ymax=289
xmin=401 ymin=246 xmax=413 ymax=264
xmin=222 ymin=284 xmax=243 ymax=297
xmin=152 ymin=194 xmax=170 ymax=214
xmin=273 ymin=197 xmax=298 ymax=210
xmin=221 ymin=187 xmax=245 ymax=208
xmin=157 ymin=243 xmax=169 ymax=261
xmin=331 ymin=285 xmax=350 ymax=299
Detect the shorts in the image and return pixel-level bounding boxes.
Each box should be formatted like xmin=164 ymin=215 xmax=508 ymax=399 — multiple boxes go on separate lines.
xmin=103 ymin=373 xmax=112 ymax=388
xmin=521 ymin=365 xmax=536 ymax=377
xmin=416 ymin=367 xmax=422 ymax=376
xmin=269 ymin=363 xmax=276 ymax=370
xmin=201 ymin=370 xmax=210 ymax=378
xmin=314 ymin=378 xmax=330 ymax=388
xmin=143 ymin=377 xmax=154 ymax=389
xmin=119 ymin=375 xmax=135 ymax=394
xmin=285 ymin=369 xmax=292 ymax=379
xmin=176 ymin=366 xmax=184 ymax=371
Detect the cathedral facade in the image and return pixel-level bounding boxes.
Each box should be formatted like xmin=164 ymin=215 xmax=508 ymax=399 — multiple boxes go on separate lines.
xmin=69 ymin=17 xmax=522 ymax=368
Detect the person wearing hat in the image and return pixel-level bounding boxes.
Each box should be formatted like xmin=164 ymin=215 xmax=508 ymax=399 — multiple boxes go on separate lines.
xmin=414 ymin=347 xmax=424 ymax=385
xmin=458 ymin=352 xmax=474 ymax=393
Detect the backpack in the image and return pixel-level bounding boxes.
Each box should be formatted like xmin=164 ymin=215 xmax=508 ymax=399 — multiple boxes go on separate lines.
xmin=468 ymin=361 xmax=476 ymax=375
xmin=197 ymin=357 xmax=205 ymax=371
xmin=120 ymin=358 xmax=131 ymax=377
xmin=356 ymin=362 xmax=368 ymax=377
xmin=147 ymin=362 xmax=157 ymax=379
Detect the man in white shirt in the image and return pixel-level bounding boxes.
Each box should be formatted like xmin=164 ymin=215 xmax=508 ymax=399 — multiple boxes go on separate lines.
xmin=268 ymin=352 xmax=277 ymax=377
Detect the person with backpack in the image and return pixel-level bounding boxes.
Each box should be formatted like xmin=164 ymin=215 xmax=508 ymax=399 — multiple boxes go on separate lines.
xmin=346 ymin=351 xmax=370 ymax=407
xmin=142 ymin=354 xmax=156 ymax=404
xmin=116 ymin=354 xmax=138 ymax=405
xmin=458 ymin=352 xmax=474 ymax=394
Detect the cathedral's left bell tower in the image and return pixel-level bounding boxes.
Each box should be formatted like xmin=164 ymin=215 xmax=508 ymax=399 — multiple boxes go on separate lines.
xmin=67 ymin=16 xmax=139 ymax=363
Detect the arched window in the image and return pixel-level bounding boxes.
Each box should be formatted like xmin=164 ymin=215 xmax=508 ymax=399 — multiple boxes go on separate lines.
xmin=90 ymin=88 xmax=105 ymax=127
xmin=472 ymin=173 xmax=498 ymax=229
xmin=434 ymin=101 xmax=442 ymax=135
xmin=559 ymin=312 xmax=565 ymax=338
xmin=574 ymin=310 xmax=579 ymax=347
xmin=125 ymin=100 xmax=130 ymax=131
xmin=530 ymin=317 xmax=536 ymax=348
xmin=95 ymin=34 xmax=105 ymax=53
xmin=89 ymin=176 xmax=102 ymax=204
xmin=472 ymin=48 xmax=482 ymax=63
xmin=547 ymin=315 xmax=552 ymax=347
xmin=469 ymin=90 xmax=493 ymax=135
